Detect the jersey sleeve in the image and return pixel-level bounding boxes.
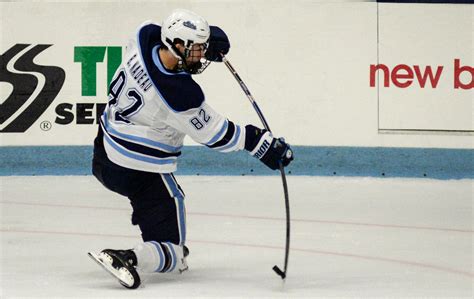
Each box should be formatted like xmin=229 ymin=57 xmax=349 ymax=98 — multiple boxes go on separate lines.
xmin=166 ymin=101 xmax=246 ymax=153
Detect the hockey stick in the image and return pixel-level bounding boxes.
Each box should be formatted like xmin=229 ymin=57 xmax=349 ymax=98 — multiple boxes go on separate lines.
xmin=221 ymin=55 xmax=291 ymax=280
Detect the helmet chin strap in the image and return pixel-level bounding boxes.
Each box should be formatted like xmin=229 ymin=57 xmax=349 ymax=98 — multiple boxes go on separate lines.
xmin=165 ymin=38 xmax=189 ymax=69
xmin=169 ymin=43 xmax=204 ymax=74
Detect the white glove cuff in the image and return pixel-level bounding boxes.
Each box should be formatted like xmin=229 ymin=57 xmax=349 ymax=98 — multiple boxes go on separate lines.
xmin=249 ymin=131 xmax=273 ymax=159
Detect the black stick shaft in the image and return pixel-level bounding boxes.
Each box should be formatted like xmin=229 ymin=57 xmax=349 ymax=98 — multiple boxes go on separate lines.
xmin=279 ymin=163 xmax=290 ymax=278
xmin=222 ymin=55 xmax=290 ymax=280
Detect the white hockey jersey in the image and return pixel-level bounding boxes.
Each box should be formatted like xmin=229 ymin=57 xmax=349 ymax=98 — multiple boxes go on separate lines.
xmin=100 ymin=22 xmax=246 ymax=173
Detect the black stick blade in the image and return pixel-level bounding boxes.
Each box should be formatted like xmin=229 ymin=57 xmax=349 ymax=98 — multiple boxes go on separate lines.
xmin=273 ymin=265 xmax=286 ymax=279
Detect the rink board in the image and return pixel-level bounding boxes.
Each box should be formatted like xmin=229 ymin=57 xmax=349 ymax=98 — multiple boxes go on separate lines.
xmin=0 ymin=145 xmax=472 ymax=179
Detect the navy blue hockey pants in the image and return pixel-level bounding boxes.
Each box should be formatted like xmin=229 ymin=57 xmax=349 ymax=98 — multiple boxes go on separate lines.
xmin=92 ymin=159 xmax=186 ymax=246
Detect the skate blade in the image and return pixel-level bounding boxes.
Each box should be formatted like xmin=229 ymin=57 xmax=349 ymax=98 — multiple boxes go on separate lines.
xmin=87 ymin=252 xmax=135 ymax=288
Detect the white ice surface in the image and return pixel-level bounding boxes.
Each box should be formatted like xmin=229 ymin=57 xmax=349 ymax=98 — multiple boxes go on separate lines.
xmin=1 ymin=176 xmax=473 ymax=298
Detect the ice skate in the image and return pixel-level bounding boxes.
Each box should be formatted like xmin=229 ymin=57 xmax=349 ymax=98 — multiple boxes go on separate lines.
xmin=88 ymin=249 xmax=140 ymax=289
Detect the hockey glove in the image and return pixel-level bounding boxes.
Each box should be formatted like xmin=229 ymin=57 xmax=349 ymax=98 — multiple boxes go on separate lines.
xmin=245 ymin=125 xmax=294 ymax=170
xmin=206 ymin=26 xmax=230 ymax=62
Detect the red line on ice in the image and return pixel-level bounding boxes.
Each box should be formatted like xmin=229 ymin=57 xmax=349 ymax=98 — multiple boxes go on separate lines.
xmin=1 ymin=228 xmax=473 ymax=279
xmin=1 ymin=200 xmax=472 ymax=233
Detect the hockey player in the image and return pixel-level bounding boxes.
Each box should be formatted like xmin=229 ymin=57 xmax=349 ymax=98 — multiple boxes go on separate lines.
xmin=89 ymin=9 xmax=293 ymax=289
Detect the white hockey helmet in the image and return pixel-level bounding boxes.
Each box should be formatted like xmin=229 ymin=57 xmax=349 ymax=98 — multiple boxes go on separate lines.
xmin=161 ymin=9 xmax=210 ymax=60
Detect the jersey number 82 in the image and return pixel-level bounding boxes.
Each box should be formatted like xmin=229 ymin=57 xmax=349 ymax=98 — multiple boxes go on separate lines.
xmin=190 ymin=109 xmax=211 ymax=130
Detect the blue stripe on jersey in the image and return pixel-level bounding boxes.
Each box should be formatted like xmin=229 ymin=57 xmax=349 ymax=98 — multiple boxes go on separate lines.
xmin=149 ymin=241 xmax=165 ymax=272
xmin=164 ymin=243 xmax=177 ymax=272
xmin=206 ymin=119 xmax=229 ymax=146
xmin=207 ymin=121 xmax=236 ymax=149
xmin=106 ymin=128 xmax=180 ymax=158
xmin=102 ymin=112 xmax=181 ymax=153
xmin=102 ymin=125 xmax=176 ymax=165
xmin=215 ymin=125 xmax=242 ymax=152
xmin=163 ymin=174 xmax=186 ymax=245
